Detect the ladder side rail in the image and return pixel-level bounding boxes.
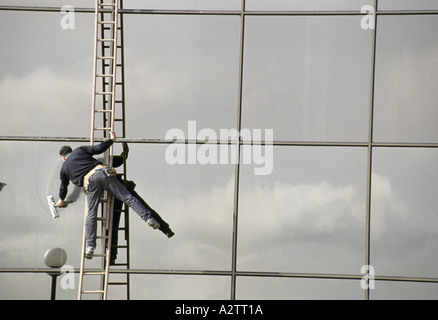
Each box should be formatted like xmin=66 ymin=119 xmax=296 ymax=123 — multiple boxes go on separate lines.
xmin=99 ymin=8 xmax=110 ymax=137
xmin=89 ymin=0 xmax=100 ymax=146
xmin=116 ymin=0 xmax=131 ymax=299
xmin=102 ymin=194 xmax=114 ymax=299
xmin=78 ymin=0 xmax=101 ymax=299
xmin=101 ymin=0 xmax=118 ymax=299
xmin=108 ymin=1 xmax=119 ymax=168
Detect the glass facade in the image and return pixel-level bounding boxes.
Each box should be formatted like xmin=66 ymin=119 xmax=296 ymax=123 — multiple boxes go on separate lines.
xmin=0 ymin=1 xmax=437 ymax=300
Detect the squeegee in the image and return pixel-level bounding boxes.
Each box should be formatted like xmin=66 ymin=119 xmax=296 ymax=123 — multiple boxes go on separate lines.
xmin=47 ymin=195 xmax=59 ymax=219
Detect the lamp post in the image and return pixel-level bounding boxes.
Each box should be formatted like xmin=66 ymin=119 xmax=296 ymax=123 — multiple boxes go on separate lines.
xmin=44 ymin=247 xmax=67 ymax=300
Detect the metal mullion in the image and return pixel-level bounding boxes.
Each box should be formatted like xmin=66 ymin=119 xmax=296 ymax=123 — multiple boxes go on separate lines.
xmin=229 ymin=0 xmax=246 ymax=301
xmin=364 ymin=0 xmax=379 ymax=301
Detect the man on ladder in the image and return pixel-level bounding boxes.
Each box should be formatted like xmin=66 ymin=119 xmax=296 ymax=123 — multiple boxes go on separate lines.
xmin=56 ymin=131 xmax=161 ymax=259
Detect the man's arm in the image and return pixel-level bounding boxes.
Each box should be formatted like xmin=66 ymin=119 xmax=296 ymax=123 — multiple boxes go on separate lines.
xmin=113 ymin=142 xmax=129 ymax=168
xmin=57 ymin=171 xmax=69 ymax=207
xmin=88 ymin=139 xmax=113 ymax=155
xmin=86 ymin=132 xmax=116 ymax=155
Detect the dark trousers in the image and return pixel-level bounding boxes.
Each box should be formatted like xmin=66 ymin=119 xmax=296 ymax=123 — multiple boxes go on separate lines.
xmin=86 ymin=171 xmax=154 ymax=249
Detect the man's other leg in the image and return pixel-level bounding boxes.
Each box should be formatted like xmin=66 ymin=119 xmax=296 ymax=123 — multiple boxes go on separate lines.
xmin=128 ymin=184 xmax=174 ymax=238
xmin=103 ymin=175 xmax=160 ymax=228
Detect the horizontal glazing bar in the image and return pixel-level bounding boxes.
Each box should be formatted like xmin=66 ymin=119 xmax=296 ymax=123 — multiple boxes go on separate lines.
xmin=0 ymin=136 xmax=437 ymax=148
xmin=1 ymin=5 xmax=438 ymax=16
xmin=1 ymin=268 xmax=438 ymax=284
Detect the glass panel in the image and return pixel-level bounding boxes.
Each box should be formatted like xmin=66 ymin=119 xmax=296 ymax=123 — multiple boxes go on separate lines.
xmin=130 ymin=274 xmax=231 ymax=299
xmin=0 ymin=141 xmax=85 ymax=269
xmin=0 ymin=0 xmax=91 ymax=6
xmin=379 ymin=0 xmax=438 ymax=10
xmin=124 ymin=15 xmax=240 ymax=139
xmin=373 ymin=15 xmax=438 ymax=143
xmin=0 ymin=273 xmax=62 ymax=300
xmin=371 ymin=148 xmax=438 ymax=278
xmin=371 ymin=281 xmax=438 ymax=300
xmin=0 ymin=11 xmax=93 ymax=137
xmin=125 ymin=0 xmax=240 ymax=10
xmin=236 ymin=277 xmax=364 ymax=300
xmin=129 ymin=144 xmax=235 ymax=270
xmin=237 ymin=146 xmax=368 ymax=274
xmin=242 ymin=16 xmax=372 ymax=142
xmin=246 ymin=0 xmax=373 ymax=11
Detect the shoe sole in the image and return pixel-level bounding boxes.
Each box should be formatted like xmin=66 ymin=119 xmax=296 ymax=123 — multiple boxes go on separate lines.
xmin=147 ymin=219 xmax=160 ymax=229
xmin=149 ymin=222 xmax=160 ymax=229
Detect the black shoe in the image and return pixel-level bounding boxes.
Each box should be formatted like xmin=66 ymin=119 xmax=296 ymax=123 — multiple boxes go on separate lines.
xmin=165 ymin=229 xmax=175 ymax=238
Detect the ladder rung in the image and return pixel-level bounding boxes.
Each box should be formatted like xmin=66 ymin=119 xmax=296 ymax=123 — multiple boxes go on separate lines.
xmin=96 ymin=235 xmax=109 ymax=239
xmin=96 ymin=74 xmax=114 ymax=77
xmin=92 ymin=253 xmax=107 ymax=258
xmin=94 ymin=127 xmax=112 ymax=131
xmin=99 ymin=3 xmax=116 ymax=6
xmin=98 ymin=21 xmax=116 ymax=24
xmin=98 ymin=39 xmax=115 ymax=42
xmin=83 ymin=271 xmax=106 ymax=275
xmin=82 ymin=290 xmax=104 ymax=294
xmin=96 ymin=92 xmax=113 ymax=95
xmin=97 ymin=56 xmax=114 ymax=59
xmin=96 ymin=109 xmax=112 ymax=113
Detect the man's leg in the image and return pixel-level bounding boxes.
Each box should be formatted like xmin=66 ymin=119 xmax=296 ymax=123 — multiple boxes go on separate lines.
xmin=128 ymin=184 xmax=174 ymax=238
xmin=102 ymin=174 xmax=159 ymax=228
xmin=110 ymin=197 xmax=123 ymax=262
xmin=85 ymin=176 xmax=103 ymax=257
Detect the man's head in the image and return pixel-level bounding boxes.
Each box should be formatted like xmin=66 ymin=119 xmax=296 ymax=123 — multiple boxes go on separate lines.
xmin=59 ymin=146 xmax=72 ymax=161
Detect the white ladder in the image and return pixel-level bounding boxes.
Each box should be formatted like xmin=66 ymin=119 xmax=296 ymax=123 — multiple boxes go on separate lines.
xmin=78 ymin=0 xmax=129 ymax=300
